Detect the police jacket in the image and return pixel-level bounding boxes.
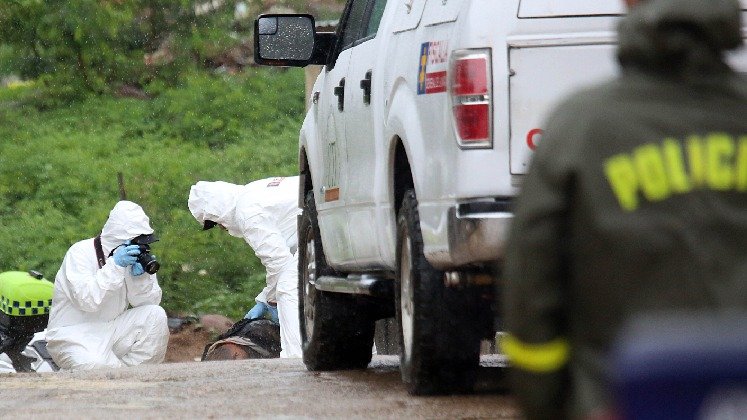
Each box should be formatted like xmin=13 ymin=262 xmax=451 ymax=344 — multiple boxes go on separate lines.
xmin=502 ymin=0 xmax=747 ymax=418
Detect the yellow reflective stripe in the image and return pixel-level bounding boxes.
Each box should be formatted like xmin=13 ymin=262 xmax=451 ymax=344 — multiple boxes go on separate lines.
xmin=500 ymin=334 xmax=570 ymax=373
xmin=0 ymin=295 xmax=53 ymax=316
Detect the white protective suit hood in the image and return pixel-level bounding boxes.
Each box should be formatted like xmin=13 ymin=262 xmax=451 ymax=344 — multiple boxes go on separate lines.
xmin=99 ymin=201 xmax=154 ymax=255
xmin=188 ymin=181 xmax=246 ymax=238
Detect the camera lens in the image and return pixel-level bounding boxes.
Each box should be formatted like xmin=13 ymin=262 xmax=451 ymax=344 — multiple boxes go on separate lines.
xmin=136 ymin=245 xmax=160 ymax=274
xmin=143 ymin=259 xmax=160 ymax=274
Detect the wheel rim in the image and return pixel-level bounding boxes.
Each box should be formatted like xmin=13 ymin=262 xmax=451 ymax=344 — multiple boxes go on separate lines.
xmin=400 ymin=231 xmax=414 ymax=365
xmin=303 ymin=229 xmax=317 ymax=340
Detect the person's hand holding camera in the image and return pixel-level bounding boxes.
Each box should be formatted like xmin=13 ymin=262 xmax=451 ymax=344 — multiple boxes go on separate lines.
xmin=113 ymin=244 xmax=141 ymax=267
xmin=131 ymin=262 xmax=145 ymax=276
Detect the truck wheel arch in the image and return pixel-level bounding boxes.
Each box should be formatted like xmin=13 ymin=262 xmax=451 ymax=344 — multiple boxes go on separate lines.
xmin=391 ymin=138 xmax=413 ymax=218
xmin=386 ymin=81 xmax=425 ymax=216
xmin=299 ymin=146 xmax=312 ymax=208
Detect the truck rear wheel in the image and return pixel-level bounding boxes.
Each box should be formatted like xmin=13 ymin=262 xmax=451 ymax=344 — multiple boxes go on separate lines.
xmin=396 ymin=190 xmax=481 ymax=395
xmin=299 ymin=191 xmax=375 ymax=370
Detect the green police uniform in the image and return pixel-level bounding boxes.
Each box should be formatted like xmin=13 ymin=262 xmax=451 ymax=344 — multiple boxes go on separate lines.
xmin=502 ymin=0 xmax=747 ymax=418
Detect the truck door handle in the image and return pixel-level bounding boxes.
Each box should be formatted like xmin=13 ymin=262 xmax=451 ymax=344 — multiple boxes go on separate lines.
xmin=333 ymin=78 xmax=345 ymax=112
xmin=360 ymin=70 xmax=372 ymax=105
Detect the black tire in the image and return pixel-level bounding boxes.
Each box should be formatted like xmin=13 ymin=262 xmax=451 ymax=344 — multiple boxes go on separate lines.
xmin=374 ymin=317 xmax=401 ymax=355
xmin=395 ymin=189 xmax=482 ymax=395
xmin=298 ymin=190 xmax=375 ymax=370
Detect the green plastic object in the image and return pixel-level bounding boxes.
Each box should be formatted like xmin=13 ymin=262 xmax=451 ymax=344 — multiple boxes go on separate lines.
xmin=0 ymin=271 xmax=54 ymax=335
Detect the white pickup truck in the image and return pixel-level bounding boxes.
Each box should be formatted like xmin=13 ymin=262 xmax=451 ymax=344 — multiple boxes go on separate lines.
xmin=254 ymin=0 xmax=747 ymax=394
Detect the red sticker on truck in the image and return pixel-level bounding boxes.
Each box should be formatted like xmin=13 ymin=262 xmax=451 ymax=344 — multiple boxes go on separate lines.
xmin=417 ymin=41 xmax=448 ymax=95
xmin=526 ymin=128 xmax=543 ymax=150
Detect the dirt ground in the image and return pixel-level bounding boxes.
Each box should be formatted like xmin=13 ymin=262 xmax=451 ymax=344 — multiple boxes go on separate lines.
xmin=163 ymin=327 xmax=215 ymax=363
xmin=2 ymin=316 xmax=521 ymax=418
xmin=163 ymin=314 xmax=235 ymax=363
xmin=1 ymin=357 xmax=518 ymax=418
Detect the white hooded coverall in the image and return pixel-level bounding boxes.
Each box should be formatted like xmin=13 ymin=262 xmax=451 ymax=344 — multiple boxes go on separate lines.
xmin=46 ymin=201 xmax=169 ymax=370
xmin=188 ymin=177 xmax=302 ymax=358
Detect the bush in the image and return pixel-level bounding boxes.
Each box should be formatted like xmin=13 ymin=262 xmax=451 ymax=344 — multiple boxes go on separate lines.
xmin=0 ymin=1 xmax=246 ymax=99
xmin=147 ymin=68 xmax=304 ymax=149
xmin=0 ymin=68 xmax=305 ymax=320
xmin=0 ymin=44 xmax=18 ymax=77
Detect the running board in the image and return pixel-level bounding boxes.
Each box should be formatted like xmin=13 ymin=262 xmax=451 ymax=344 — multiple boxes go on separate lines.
xmin=315 ymin=274 xmax=393 ymax=298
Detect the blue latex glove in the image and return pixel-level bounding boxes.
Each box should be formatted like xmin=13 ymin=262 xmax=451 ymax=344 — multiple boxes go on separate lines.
xmin=112 ymin=244 xmax=141 ymax=267
xmin=266 ymin=304 xmax=279 ymax=323
xmin=244 ymin=302 xmax=279 ymax=323
xmin=131 ymin=262 xmax=145 ymax=276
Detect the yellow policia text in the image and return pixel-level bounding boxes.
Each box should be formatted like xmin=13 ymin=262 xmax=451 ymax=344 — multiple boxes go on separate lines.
xmin=604 ymin=133 xmax=747 ymax=211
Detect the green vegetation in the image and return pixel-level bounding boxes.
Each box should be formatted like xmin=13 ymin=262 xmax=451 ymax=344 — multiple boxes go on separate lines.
xmin=0 ymin=68 xmax=305 ymax=320
xmin=0 ymin=1 xmax=260 ymax=96
xmin=0 ymin=45 xmax=18 ymax=76
xmin=0 ymin=0 xmax=343 ymax=100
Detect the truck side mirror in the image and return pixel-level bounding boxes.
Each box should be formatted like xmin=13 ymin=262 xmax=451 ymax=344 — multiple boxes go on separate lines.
xmin=254 ymin=14 xmax=332 ymax=67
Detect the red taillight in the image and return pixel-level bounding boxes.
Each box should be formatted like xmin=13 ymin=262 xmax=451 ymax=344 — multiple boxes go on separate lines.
xmin=450 ymin=50 xmax=492 ymax=148
xmin=454 ymin=103 xmax=490 ymax=141
xmin=453 ymin=58 xmax=488 ymax=96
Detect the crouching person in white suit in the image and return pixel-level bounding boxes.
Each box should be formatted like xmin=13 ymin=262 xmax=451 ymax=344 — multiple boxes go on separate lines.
xmin=46 ymin=201 xmax=169 ymax=370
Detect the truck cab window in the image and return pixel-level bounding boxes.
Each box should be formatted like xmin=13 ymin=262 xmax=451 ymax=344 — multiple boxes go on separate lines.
xmin=340 ymin=0 xmax=371 ymax=49
xmin=365 ymin=0 xmax=388 ymax=38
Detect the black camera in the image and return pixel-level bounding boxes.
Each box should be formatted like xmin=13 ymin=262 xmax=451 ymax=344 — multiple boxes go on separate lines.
xmin=131 ymin=234 xmax=160 ymax=274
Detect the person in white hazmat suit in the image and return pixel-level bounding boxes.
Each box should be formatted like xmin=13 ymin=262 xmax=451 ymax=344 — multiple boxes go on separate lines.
xmin=188 ymin=176 xmax=302 ymax=358
xmin=45 ymin=201 xmax=169 ymax=370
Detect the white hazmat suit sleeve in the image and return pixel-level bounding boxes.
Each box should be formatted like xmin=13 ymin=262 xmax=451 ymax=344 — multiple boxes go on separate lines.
xmin=242 ymin=214 xmax=291 ymax=303
xmin=58 ymin=244 xmax=129 ymax=314
xmin=241 ymin=212 xmax=302 ymax=358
